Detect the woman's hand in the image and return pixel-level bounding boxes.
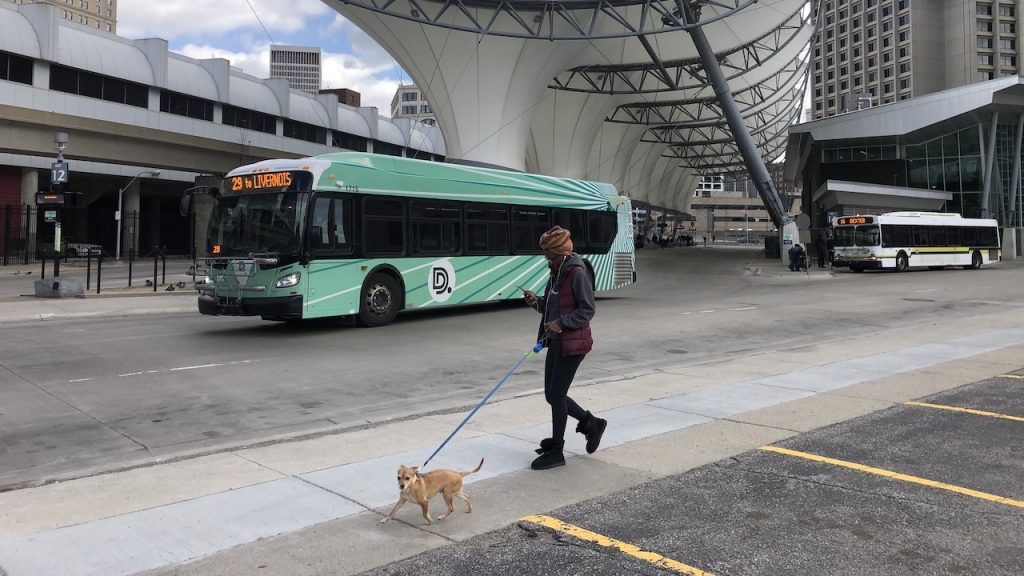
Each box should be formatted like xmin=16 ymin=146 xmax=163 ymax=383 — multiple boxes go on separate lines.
xmin=545 ymin=321 xmax=562 ymax=334
xmin=523 ymin=290 xmax=537 ymax=306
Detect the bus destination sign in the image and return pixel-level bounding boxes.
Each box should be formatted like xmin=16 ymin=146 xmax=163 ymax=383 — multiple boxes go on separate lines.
xmin=226 ymin=171 xmax=307 ymax=194
xmin=836 ymin=216 xmax=874 ymax=225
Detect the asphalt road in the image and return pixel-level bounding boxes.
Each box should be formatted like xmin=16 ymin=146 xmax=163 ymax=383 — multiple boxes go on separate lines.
xmin=362 ymin=373 xmax=1024 ymax=575
xmin=1 ymin=247 xmax=1022 ymax=490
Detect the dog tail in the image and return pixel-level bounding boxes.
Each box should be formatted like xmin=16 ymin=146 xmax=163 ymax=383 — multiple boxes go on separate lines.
xmin=461 ymin=457 xmax=484 ymax=477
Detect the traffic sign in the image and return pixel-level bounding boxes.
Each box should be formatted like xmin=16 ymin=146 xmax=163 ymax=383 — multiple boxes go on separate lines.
xmin=51 ymin=162 xmax=69 ymax=185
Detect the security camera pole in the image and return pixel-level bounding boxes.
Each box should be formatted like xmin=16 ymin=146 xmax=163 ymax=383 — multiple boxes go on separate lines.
xmin=116 ymin=170 xmax=160 ymax=261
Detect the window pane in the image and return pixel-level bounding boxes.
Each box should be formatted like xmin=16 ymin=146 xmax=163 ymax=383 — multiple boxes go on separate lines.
xmin=365 ymin=220 xmax=405 ymax=255
xmin=960 ymin=156 xmax=983 ymax=190
xmin=50 ymin=65 xmax=78 ymax=93
xmin=942 ymin=134 xmax=958 ymax=157
xmin=364 ymin=197 xmax=404 ymax=218
xmin=310 ymin=198 xmax=331 ymax=249
xmin=905 ymin=144 xmax=924 ymax=159
xmin=552 ymin=209 xmax=587 ymax=248
xmin=908 ymin=159 xmax=929 ymax=188
xmin=928 ymin=158 xmax=944 ymax=189
xmin=78 ymin=71 xmax=103 ymax=98
xmin=333 ymin=198 xmax=350 ymax=247
xmin=960 ymin=126 xmax=981 ymax=155
xmin=588 ymin=211 xmax=617 ymax=246
xmin=926 ymin=138 xmax=942 ymax=158
xmin=7 ymin=53 xmax=32 ymax=84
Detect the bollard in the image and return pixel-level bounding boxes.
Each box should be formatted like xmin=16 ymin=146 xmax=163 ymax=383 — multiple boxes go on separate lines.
xmin=153 ymin=247 xmax=158 ymax=292
xmin=54 ymin=253 xmax=60 ymax=278
xmin=85 ymin=251 xmax=92 ymax=290
xmin=161 ymin=245 xmax=166 ymax=285
xmin=128 ymin=246 xmax=133 ymax=287
xmin=41 ymin=252 xmax=46 ymax=279
xmin=96 ymin=253 xmax=102 ymax=294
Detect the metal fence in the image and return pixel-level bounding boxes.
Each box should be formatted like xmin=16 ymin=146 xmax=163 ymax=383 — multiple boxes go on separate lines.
xmin=0 ymin=204 xmax=33 ymax=265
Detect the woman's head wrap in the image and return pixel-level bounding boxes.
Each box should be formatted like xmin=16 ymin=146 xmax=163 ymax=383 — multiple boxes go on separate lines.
xmin=539 ymin=226 xmax=573 ymax=256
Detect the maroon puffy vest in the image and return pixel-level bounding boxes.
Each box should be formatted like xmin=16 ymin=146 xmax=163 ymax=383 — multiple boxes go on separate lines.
xmin=547 ymin=266 xmax=593 ymax=357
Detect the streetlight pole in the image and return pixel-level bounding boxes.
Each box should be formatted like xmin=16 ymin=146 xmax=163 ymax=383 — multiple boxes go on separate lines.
xmin=116 ymin=170 xmax=159 ymax=261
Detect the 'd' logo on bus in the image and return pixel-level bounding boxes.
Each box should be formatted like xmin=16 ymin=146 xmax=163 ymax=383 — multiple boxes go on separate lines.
xmin=429 ymin=260 xmax=455 ymax=303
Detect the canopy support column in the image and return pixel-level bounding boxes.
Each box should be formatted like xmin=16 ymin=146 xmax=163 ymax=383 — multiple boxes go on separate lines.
xmin=681 ymin=2 xmax=787 ymax=230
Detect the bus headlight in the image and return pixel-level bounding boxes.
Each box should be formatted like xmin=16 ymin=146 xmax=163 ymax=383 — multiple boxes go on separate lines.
xmin=275 ymin=272 xmax=301 ymax=288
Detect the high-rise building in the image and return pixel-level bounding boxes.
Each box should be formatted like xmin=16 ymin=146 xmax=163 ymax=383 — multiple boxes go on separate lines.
xmin=390 ymin=84 xmax=436 ymax=125
xmin=8 ymin=0 xmax=117 ymax=33
xmin=270 ymin=45 xmax=321 ymax=94
xmin=812 ymin=0 xmax=1023 ymax=120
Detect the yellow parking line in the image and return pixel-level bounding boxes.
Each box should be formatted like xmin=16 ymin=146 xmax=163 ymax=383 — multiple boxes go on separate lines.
xmin=759 ymin=445 xmax=1024 ymax=509
xmin=905 ymin=401 xmax=1024 ymax=423
xmin=998 ymin=374 xmax=1024 ymax=380
xmin=520 ymin=514 xmax=714 ymax=575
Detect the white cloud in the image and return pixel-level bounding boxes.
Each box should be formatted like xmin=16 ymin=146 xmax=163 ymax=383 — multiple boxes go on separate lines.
xmin=119 ymin=0 xmax=330 ymax=41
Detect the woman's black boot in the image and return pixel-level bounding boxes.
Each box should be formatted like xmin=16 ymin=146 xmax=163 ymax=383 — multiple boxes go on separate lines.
xmin=576 ymin=411 xmax=607 ymax=454
xmin=531 ymin=441 xmax=565 ymax=470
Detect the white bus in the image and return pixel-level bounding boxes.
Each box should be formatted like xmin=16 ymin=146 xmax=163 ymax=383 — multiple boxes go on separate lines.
xmin=831 ymin=212 xmax=1000 ymax=272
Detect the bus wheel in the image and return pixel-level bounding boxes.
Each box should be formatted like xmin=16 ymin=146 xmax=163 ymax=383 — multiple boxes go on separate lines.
xmin=895 ymin=252 xmax=909 ymax=272
xmin=969 ymin=250 xmax=983 ymax=270
xmin=358 ymin=273 xmax=400 ymax=327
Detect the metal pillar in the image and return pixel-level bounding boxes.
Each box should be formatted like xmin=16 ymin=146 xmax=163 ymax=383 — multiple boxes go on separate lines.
xmin=682 ymin=2 xmax=787 ymax=230
xmin=1009 ymin=114 xmax=1023 ymax=227
xmin=982 ymin=112 xmax=999 ymax=218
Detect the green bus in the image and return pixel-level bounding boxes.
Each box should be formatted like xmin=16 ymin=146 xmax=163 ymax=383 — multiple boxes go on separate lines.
xmin=197 ymin=152 xmax=636 ymax=326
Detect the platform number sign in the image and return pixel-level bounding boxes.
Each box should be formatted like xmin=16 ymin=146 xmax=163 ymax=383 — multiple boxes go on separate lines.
xmin=51 ymin=162 xmax=69 ymax=185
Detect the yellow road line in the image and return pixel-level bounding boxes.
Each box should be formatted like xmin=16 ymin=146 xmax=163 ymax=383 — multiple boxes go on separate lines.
xmin=520 ymin=514 xmax=714 ymax=576
xmin=905 ymin=401 xmax=1024 ymax=423
xmin=759 ymin=445 xmax=1024 ymax=509
xmin=998 ymin=374 xmax=1024 ymax=380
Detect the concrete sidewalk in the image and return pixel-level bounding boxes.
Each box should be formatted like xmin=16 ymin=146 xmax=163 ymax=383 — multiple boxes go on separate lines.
xmin=0 ymin=258 xmax=199 ymax=323
xmin=0 ymin=305 xmax=1022 ymax=576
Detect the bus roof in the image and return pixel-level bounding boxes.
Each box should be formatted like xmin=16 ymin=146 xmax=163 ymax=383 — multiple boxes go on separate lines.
xmin=227 ymin=152 xmax=622 ymax=210
xmin=832 ymin=212 xmax=997 ymax=227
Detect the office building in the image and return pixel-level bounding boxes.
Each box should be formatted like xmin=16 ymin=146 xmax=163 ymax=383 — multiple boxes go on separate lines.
xmin=7 ymin=0 xmax=117 ymax=33
xmin=320 ymin=88 xmax=361 ymax=108
xmin=689 ymin=166 xmax=801 ymax=240
xmin=812 ymin=0 xmax=1023 ymax=120
xmin=390 ymin=84 xmax=436 ymax=125
xmin=270 ymin=45 xmax=321 ymax=94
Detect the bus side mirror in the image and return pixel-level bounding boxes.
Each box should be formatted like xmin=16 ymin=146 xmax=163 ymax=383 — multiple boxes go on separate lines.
xmin=179 ymin=195 xmax=191 ymax=217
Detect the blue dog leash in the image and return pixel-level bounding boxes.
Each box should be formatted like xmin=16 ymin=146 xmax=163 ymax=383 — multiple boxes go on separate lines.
xmin=419 ymin=336 xmax=547 ymax=471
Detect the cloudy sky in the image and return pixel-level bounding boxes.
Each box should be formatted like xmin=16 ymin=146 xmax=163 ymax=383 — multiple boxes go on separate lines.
xmin=118 ymin=0 xmax=408 ymax=115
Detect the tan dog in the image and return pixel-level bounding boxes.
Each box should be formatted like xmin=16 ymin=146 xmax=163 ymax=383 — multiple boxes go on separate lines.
xmin=379 ymin=458 xmax=484 ymax=525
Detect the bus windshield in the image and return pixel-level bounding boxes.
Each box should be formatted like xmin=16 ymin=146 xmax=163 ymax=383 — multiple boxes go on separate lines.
xmin=834 ymin=225 xmax=879 ymax=247
xmin=208 ymin=192 xmax=309 ymax=257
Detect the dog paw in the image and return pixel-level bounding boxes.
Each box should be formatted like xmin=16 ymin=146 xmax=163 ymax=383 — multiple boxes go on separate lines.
xmin=378 ymin=517 xmax=390 ymax=524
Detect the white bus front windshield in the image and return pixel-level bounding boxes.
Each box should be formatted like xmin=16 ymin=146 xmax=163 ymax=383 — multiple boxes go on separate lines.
xmin=208 ymin=192 xmax=309 ymax=257
xmin=834 ymin=225 xmax=879 ymax=247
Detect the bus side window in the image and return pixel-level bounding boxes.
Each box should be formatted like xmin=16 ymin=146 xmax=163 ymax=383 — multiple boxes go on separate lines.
xmin=980 ymin=227 xmax=998 ymax=247
xmin=466 ymin=204 xmax=508 ymax=255
xmin=946 ymin=227 xmax=961 ymax=247
xmin=364 ymin=196 xmax=406 ymax=256
xmin=511 ymin=207 xmax=549 ymax=254
xmin=962 ymin=226 xmax=976 ymax=246
xmin=912 ymin=226 xmax=929 ymax=246
xmin=929 ymin=226 xmax=946 ymax=247
xmin=881 ymin=225 xmax=895 ymax=247
xmin=588 ymin=211 xmax=617 ymax=251
xmin=552 ymin=209 xmax=588 ymax=250
xmin=894 ymin=225 xmax=912 ymax=247
xmin=333 ymin=196 xmax=352 ymax=253
xmin=311 ymin=197 xmax=331 ymax=249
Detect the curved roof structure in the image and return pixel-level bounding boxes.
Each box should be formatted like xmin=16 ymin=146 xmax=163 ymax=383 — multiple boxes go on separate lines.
xmin=323 ymin=0 xmax=816 ymax=212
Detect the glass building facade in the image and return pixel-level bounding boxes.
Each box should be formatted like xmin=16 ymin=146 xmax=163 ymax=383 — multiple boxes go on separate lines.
xmin=905 ymin=125 xmax=984 ymax=217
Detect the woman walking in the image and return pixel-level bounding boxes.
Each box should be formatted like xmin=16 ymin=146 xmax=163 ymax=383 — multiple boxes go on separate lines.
xmin=522 ymin=226 xmax=607 ymax=470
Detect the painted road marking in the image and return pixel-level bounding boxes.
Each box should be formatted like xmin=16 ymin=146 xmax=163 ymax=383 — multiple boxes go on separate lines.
xmin=727 ymin=306 xmax=757 ymax=311
xmin=759 ymin=445 xmax=1024 ymax=509
xmin=905 ymin=401 xmax=1024 ymax=423
xmin=998 ymin=374 xmax=1024 ymax=380
xmin=521 ymin=514 xmax=713 ymax=576
xmin=96 ymin=360 xmax=257 ymax=382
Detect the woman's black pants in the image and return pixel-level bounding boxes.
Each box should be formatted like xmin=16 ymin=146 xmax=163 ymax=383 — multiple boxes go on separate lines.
xmin=544 ymin=340 xmax=587 ymax=444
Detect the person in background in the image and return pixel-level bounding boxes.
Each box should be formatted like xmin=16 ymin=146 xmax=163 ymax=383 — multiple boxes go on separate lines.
xmin=816 ymin=232 xmax=828 ymax=269
xmin=522 ymin=226 xmax=606 ymax=470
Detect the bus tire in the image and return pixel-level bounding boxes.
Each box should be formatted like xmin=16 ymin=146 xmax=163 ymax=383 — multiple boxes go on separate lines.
xmin=969 ymin=250 xmax=983 ymax=270
xmin=895 ymin=252 xmax=909 ymax=272
xmin=358 ymin=272 xmax=400 ymax=327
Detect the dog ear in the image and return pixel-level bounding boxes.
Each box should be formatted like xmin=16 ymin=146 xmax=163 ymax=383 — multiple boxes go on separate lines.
xmin=411 ymin=466 xmax=420 ymax=473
